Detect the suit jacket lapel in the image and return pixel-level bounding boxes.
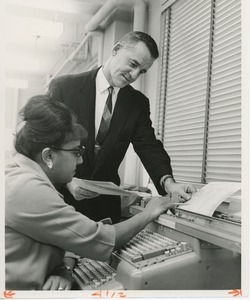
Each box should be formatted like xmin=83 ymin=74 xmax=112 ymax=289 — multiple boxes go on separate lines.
xmin=77 ymin=68 xmax=100 ymax=172
xmin=93 ymin=86 xmax=133 ymax=174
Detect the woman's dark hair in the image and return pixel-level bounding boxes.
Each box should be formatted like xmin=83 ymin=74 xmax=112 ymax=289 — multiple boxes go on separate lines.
xmin=117 ymin=31 xmax=159 ymax=59
xmin=15 ymin=95 xmax=87 ymax=160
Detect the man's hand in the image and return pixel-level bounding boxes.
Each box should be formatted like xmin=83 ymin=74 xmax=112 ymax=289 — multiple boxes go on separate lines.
xmin=66 ymin=177 xmax=100 ymax=200
xmin=164 ymin=180 xmax=197 ymax=201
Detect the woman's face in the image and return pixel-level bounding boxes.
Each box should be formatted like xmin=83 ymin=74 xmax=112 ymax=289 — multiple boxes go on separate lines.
xmin=51 ymin=140 xmax=83 ymax=184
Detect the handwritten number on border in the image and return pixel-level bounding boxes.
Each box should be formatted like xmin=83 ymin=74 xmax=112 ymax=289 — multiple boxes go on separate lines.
xmin=92 ymin=290 xmax=126 ymax=298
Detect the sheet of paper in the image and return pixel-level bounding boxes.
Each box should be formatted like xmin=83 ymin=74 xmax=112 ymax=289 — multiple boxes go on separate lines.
xmin=181 ymin=182 xmax=241 ymax=216
xmin=74 ymin=179 xmax=150 ymax=198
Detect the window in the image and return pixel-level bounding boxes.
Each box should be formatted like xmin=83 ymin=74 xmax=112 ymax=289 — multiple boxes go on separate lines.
xmin=157 ymin=0 xmax=241 ymax=184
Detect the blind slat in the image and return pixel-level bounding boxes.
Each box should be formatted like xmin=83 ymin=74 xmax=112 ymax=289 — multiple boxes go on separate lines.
xmin=157 ymin=0 xmax=241 ymax=184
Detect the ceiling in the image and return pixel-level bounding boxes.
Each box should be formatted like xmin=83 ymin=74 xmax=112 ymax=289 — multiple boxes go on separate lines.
xmin=4 ymin=0 xmax=107 ymax=85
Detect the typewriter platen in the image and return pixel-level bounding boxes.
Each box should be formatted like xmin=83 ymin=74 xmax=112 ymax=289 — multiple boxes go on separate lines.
xmin=73 ymin=195 xmax=241 ymax=290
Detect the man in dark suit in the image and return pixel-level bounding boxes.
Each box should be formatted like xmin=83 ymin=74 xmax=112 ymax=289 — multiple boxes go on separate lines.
xmin=46 ymin=31 xmax=196 ymax=224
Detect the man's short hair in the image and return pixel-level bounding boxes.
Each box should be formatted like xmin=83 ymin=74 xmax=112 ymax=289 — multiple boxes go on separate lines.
xmin=117 ymin=31 xmax=159 ymax=59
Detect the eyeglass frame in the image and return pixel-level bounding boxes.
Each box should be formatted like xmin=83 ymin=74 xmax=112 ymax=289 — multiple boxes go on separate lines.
xmin=50 ymin=145 xmax=85 ymax=157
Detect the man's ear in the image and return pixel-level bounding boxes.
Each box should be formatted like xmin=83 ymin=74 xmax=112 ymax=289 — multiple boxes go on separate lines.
xmin=112 ymin=43 xmax=121 ymax=55
xmin=41 ymin=148 xmax=54 ymax=169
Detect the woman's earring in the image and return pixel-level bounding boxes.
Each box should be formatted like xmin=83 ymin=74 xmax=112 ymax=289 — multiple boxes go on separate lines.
xmin=47 ymin=161 xmax=53 ymax=169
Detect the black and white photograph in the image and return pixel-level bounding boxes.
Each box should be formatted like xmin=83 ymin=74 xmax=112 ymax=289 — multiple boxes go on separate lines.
xmin=1 ymin=0 xmax=249 ymax=299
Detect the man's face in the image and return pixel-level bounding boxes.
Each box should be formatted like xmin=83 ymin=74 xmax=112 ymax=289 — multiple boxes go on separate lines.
xmin=108 ymin=41 xmax=155 ymax=88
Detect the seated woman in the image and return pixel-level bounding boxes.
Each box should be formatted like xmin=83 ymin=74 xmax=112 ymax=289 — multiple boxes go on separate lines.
xmin=5 ymin=95 xmax=175 ymax=290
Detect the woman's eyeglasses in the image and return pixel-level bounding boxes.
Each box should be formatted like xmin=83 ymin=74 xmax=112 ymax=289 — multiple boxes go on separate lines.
xmin=50 ymin=145 xmax=85 ymax=157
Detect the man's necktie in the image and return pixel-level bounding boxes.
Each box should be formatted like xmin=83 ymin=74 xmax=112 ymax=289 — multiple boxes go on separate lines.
xmin=95 ymin=86 xmax=113 ymax=151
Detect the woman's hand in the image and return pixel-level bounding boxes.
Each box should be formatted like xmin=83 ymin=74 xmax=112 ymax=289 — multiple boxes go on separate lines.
xmin=143 ymin=196 xmax=175 ymax=219
xmin=42 ymin=273 xmax=73 ymax=290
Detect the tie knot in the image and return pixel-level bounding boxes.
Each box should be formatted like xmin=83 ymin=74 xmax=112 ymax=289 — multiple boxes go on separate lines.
xmin=108 ymin=86 xmax=113 ymax=95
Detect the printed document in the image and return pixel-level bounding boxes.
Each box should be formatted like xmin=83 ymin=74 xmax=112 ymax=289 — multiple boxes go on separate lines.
xmin=181 ymin=182 xmax=241 ymax=216
xmin=71 ymin=178 xmax=150 ymax=199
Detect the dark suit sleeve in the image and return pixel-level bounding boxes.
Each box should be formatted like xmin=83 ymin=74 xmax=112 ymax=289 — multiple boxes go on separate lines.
xmin=131 ymin=96 xmax=172 ymax=195
xmin=46 ymin=78 xmax=63 ymax=103
xmin=46 ymin=77 xmax=81 ymax=117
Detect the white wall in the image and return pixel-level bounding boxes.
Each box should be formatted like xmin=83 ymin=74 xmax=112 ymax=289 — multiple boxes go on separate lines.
xmin=4 ymin=76 xmax=45 ymax=162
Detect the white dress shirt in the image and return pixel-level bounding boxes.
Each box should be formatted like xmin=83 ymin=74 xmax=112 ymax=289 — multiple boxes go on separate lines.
xmin=95 ymin=67 xmax=119 ymax=138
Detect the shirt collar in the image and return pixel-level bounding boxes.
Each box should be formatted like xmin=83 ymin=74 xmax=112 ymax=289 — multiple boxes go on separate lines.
xmin=96 ymin=67 xmax=120 ymax=95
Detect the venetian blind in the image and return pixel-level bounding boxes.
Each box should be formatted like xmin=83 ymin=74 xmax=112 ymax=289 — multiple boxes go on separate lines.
xmin=157 ymin=0 xmax=241 ymax=184
xmin=205 ymin=0 xmax=241 ymax=182
xmin=157 ymin=9 xmax=169 ymax=140
xmin=158 ymin=0 xmax=212 ymax=182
